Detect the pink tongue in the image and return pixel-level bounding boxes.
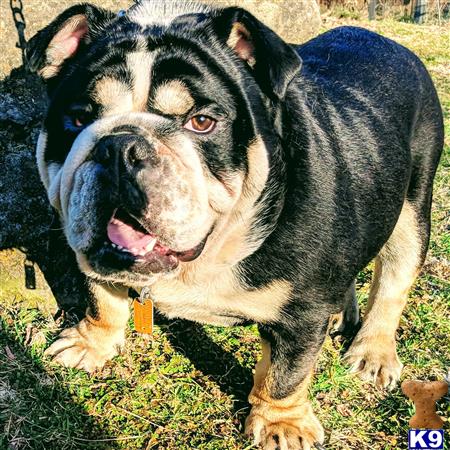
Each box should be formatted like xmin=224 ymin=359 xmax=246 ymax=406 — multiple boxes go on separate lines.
xmin=107 ymin=218 xmax=154 ymax=251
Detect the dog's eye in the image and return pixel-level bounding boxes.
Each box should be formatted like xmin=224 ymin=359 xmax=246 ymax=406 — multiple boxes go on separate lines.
xmin=184 ymin=115 xmax=216 ymax=134
xmin=64 ymin=113 xmax=91 ymax=131
xmin=63 ymin=105 xmax=94 ymax=132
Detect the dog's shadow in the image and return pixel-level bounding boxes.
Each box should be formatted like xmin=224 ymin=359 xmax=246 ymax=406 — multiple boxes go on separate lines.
xmin=155 ymin=313 xmax=254 ymax=412
xmin=0 ymin=313 xmax=122 ymax=449
xmin=0 ymin=309 xmax=254 ymax=448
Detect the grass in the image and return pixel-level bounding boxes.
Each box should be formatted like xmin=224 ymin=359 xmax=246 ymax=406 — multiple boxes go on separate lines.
xmin=1 ymin=17 xmax=449 ymax=450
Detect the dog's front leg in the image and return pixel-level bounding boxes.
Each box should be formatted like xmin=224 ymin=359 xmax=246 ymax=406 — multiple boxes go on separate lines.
xmin=246 ymin=315 xmax=329 ymax=450
xmin=45 ymin=282 xmax=129 ymax=372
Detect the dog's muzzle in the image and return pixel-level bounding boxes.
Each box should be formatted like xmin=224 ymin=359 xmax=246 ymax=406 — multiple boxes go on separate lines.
xmin=40 ymin=113 xmax=213 ymax=279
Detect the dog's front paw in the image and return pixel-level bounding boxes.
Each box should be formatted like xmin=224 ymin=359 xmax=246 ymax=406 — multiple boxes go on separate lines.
xmin=245 ymin=402 xmax=324 ymax=450
xmin=344 ymin=334 xmax=403 ymax=390
xmin=45 ymin=318 xmax=124 ymax=372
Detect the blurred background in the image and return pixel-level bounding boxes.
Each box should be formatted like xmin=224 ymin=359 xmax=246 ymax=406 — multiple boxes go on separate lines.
xmin=319 ymin=0 xmax=449 ymax=22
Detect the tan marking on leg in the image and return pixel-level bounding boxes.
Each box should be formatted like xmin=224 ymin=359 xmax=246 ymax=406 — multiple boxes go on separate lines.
xmin=45 ymin=283 xmax=129 ymax=372
xmin=152 ymin=80 xmax=195 ymax=115
xmin=246 ymin=340 xmax=324 ymax=450
xmin=345 ymin=201 xmax=422 ymax=389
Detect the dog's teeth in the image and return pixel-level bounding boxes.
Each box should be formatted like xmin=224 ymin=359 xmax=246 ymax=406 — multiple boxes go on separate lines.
xmin=117 ymin=245 xmax=124 ymax=250
xmin=131 ymin=247 xmax=138 ymax=254
xmin=145 ymin=238 xmax=157 ymax=252
xmin=111 ymin=243 xmax=118 ymax=248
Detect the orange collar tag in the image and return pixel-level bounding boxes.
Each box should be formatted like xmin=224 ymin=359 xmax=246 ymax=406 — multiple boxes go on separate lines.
xmin=133 ymin=288 xmax=153 ymax=334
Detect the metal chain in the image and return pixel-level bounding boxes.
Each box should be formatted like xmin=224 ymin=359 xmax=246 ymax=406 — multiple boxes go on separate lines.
xmin=10 ymin=0 xmax=27 ymax=64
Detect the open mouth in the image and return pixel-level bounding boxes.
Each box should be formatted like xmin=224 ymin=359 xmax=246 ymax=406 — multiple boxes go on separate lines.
xmin=105 ymin=209 xmax=206 ymax=264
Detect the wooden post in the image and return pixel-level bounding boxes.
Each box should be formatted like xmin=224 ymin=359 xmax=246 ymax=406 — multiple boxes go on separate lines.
xmin=369 ymin=0 xmax=377 ymax=19
xmin=414 ymin=0 xmax=427 ymax=23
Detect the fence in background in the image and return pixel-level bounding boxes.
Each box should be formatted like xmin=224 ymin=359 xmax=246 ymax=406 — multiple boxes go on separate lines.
xmin=318 ymin=0 xmax=449 ymax=23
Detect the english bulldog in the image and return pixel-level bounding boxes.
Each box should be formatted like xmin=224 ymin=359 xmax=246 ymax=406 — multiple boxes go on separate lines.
xmin=27 ymin=1 xmax=443 ymax=448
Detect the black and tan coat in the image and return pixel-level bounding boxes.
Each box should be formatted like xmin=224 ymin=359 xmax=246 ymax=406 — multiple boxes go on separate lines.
xmin=26 ymin=1 xmax=443 ymax=449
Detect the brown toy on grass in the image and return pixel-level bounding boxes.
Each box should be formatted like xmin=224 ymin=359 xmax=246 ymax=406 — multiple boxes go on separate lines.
xmin=401 ymin=380 xmax=448 ymax=429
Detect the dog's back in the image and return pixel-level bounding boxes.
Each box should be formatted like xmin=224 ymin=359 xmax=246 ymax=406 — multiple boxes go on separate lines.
xmin=280 ymin=26 xmax=443 ymax=276
xmin=272 ymin=26 xmax=444 ymax=392
xmin=296 ymin=26 xmax=443 ymax=179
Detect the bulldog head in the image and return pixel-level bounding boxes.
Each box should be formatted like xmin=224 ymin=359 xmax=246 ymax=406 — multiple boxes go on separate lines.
xmin=28 ymin=1 xmax=300 ymax=285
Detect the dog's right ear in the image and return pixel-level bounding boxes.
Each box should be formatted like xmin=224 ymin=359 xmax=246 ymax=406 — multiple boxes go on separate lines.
xmin=26 ymin=4 xmax=115 ymax=79
xmin=210 ymin=7 xmax=301 ymax=101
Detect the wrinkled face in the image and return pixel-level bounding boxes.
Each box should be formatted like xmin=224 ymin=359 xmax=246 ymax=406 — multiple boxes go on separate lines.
xmin=32 ymin=2 xmax=300 ymax=285
xmin=35 ymin=8 xmax=268 ymax=285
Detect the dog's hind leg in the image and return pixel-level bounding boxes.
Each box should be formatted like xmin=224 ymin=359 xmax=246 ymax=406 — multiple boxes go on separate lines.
xmin=344 ymin=200 xmax=425 ymax=389
xmin=344 ymin=90 xmax=443 ymax=389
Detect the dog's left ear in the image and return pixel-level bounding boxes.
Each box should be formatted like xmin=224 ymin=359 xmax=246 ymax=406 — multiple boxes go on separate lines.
xmin=212 ymin=7 xmax=302 ymax=100
xmin=26 ymin=4 xmax=115 ymax=80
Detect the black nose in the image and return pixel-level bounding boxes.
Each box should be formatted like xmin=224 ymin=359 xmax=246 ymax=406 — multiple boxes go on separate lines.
xmin=93 ymin=134 xmax=153 ymax=168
